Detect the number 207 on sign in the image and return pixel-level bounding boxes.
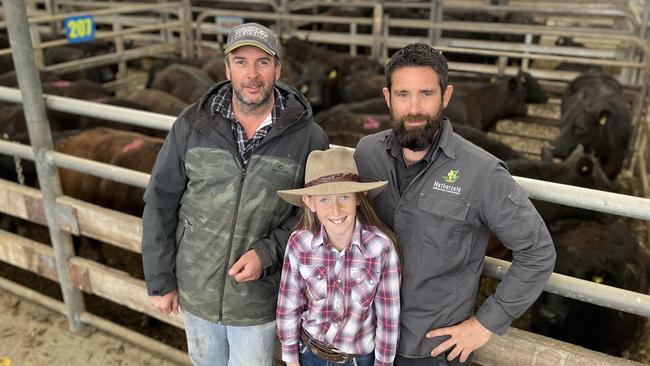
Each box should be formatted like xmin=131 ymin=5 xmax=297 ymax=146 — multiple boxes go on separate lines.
xmin=64 ymin=15 xmax=95 ymax=44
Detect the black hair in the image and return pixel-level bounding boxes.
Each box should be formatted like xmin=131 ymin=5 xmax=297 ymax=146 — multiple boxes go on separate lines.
xmin=385 ymin=43 xmax=448 ymax=92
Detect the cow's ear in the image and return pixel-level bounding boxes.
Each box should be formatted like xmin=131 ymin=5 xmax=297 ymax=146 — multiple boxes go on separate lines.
xmin=598 ymin=111 xmax=609 ymax=126
xmin=508 ymin=77 xmax=518 ymax=90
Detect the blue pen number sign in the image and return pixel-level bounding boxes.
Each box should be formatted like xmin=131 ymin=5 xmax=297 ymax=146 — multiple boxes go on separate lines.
xmin=65 ymin=15 xmax=95 ymax=44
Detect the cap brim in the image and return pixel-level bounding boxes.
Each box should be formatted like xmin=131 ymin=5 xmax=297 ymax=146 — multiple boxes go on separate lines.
xmin=277 ymin=181 xmax=388 ymax=207
xmin=224 ymin=41 xmax=276 ymax=57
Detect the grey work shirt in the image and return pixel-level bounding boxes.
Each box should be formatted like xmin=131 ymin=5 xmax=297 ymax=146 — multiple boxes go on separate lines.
xmin=354 ymin=119 xmax=556 ymax=358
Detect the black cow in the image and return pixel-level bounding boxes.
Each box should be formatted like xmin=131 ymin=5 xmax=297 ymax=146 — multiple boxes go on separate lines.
xmin=531 ymin=221 xmax=649 ymax=356
xmin=453 ymin=124 xmax=524 ymax=161
xmin=445 ymin=75 xmax=527 ymax=130
xmin=507 ymin=145 xmax=612 ymax=225
xmin=542 ymin=71 xmax=631 ymax=179
xmin=451 ymin=70 xmax=547 ymax=104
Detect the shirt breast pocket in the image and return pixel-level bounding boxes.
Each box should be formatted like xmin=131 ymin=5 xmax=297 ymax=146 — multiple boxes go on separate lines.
xmin=417 ymin=193 xmax=471 ymax=259
xmin=298 ymin=265 xmax=328 ymax=301
xmin=349 ymin=261 xmax=380 ymax=308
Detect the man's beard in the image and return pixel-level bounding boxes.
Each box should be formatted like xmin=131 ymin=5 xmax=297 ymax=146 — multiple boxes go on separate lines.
xmin=391 ymin=108 xmax=444 ymax=151
xmin=233 ymin=79 xmax=274 ymax=113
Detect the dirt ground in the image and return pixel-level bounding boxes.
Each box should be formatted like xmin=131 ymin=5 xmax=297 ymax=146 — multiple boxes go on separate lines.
xmin=0 ymin=288 xmax=179 ymax=366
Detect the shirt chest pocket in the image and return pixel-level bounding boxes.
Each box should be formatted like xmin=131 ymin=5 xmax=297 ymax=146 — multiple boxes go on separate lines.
xmin=298 ymin=265 xmax=328 ymax=301
xmin=416 ymin=193 xmax=471 ymax=258
xmin=349 ymin=261 xmax=380 ymax=308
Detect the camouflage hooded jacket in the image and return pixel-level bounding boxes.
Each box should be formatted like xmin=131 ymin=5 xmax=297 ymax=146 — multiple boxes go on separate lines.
xmin=141 ymin=81 xmax=329 ymax=325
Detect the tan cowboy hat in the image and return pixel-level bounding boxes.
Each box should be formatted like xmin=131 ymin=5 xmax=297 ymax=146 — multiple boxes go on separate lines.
xmin=278 ymin=147 xmax=387 ymax=207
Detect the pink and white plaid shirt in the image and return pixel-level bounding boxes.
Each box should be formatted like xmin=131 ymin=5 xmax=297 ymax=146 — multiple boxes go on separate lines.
xmin=277 ymin=220 xmax=401 ymax=366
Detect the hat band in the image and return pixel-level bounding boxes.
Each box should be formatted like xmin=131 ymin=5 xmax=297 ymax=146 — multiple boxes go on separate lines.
xmin=305 ymin=173 xmax=361 ymax=188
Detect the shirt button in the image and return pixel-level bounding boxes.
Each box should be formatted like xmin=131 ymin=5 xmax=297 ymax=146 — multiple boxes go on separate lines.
xmin=317 ymin=275 xmax=322 ymax=280
xmin=337 ymin=279 xmax=342 ymax=283
xmin=369 ymin=279 xmax=374 ymax=284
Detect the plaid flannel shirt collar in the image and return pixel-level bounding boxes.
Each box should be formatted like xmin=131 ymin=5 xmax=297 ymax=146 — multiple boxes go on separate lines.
xmin=211 ymin=84 xmax=285 ymax=123
xmin=311 ymin=219 xmax=365 ymax=255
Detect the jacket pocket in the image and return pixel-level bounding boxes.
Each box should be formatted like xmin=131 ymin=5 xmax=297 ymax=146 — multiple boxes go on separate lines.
xmin=175 ymin=218 xmax=191 ymax=247
xmin=349 ymin=262 xmax=380 ymax=308
xmin=416 ymin=193 xmax=470 ymax=259
xmin=507 ymin=185 xmax=540 ymax=229
xmin=298 ymin=265 xmax=328 ymax=301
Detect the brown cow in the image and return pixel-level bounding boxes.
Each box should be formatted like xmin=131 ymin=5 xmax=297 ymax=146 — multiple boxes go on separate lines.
xmin=56 ymin=127 xmax=162 ymax=217
xmin=125 ymin=89 xmax=188 ymax=117
xmin=151 ymin=64 xmax=214 ymax=104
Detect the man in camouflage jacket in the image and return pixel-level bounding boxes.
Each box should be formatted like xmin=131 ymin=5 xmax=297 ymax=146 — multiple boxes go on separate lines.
xmin=141 ymin=23 xmax=328 ymax=366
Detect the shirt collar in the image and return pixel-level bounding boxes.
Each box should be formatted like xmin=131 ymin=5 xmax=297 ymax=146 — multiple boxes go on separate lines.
xmin=211 ymin=83 xmax=285 ymax=121
xmin=311 ymin=219 xmax=364 ymax=254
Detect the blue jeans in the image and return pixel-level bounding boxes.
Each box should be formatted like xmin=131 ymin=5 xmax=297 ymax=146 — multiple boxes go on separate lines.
xmin=299 ymin=341 xmax=375 ymax=366
xmin=182 ymin=310 xmax=276 ymax=366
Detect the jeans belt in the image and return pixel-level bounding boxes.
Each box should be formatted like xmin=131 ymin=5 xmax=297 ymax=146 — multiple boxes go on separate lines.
xmin=300 ymin=328 xmax=360 ymax=364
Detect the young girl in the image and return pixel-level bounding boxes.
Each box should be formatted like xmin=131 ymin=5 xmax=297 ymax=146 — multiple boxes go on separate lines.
xmin=277 ymin=147 xmax=401 ymax=366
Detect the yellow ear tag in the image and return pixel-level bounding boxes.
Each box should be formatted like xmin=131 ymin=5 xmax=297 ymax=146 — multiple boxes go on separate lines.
xmin=592 ymin=275 xmax=604 ymax=284
xmin=599 ymin=114 xmax=608 ymax=126
xmin=328 ymin=70 xmax=338 ymax=79
xmin=300 ymin=85 xmax=309 ymax=94
xmin=0 ymin=357 xmax=12 ymax=366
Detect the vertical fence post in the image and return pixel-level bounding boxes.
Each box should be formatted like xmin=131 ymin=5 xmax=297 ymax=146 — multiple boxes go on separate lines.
xmin=158 ymin=0 xmax=172 ymax=44
xmin=371 ymin=2 xmax=383 ymax=60
xmin=44 ymin=0 xmax=60 ymax=36
xmin=1 ymin=0 xmax=85 ymax=332
xmin=112 ymin=13 xmax=127 ymax=81
xmin=429 ymin=0 xmax=442 ymax=46
xmin=350 ymin=23 xmax=357 ymax=56
xmin=180 ymin=0 xmax=195 ymax=59
xmin=29 ymin=22 xmax=44 ymax=69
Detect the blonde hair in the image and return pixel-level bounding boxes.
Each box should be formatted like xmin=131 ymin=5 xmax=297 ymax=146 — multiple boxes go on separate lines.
xmin=295 ymin=193 xmax=401 ymax=259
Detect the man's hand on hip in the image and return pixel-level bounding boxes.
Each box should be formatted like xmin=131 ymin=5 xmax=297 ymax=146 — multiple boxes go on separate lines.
xmin=229 ymin=249 xmax=263 ymax=282
xmin=426 ymin=316 xmax=493 ymax=363
xmin=148 ymin=289 xmax=179 ymax=315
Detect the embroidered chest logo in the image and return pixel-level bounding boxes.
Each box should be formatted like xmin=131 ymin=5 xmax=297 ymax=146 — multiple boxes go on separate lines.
xmin=433 ymin=169 xmax=462 ymax=195
xmin=443 ymin=170 xmax=460 ymax=184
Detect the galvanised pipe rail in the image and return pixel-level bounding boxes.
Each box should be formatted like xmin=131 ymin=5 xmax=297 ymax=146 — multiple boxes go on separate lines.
xmin=484 ymin=257 xmax=650 ymax=318
xmin=0 ymin=139 xmax=150 ymax=189
xmin=0 ymin=2 xmax=181 ymax=28
xmin=515 ymin=177 xmax=650 ymax=221
xmin=0 ymin=86 xmax=175 ymax=131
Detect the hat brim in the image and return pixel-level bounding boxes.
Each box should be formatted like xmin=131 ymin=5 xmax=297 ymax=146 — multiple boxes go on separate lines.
xmin=277 ymin=181 xmax=388 ymax=207
xmin=224 ymin=41 xmax=276 ymax=57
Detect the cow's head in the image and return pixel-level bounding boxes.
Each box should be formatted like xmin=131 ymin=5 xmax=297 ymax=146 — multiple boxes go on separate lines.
xmin=295 ymin=60 xmax=341 ymax=111
xmin=517 ymin=70 xmax=548 ymax=103
xmin=549 ymin=95 xmax=612 ymax=159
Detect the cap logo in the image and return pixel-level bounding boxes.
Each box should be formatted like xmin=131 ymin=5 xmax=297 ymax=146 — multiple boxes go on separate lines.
xmin=233 ymin=25 xmax=269 ymax=41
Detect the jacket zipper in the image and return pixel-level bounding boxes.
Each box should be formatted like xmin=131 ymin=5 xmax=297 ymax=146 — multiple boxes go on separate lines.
xmin=218 ymin=166 xmax=247 ymax=322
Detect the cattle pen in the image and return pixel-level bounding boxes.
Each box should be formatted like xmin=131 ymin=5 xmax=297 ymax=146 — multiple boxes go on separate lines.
xmin=0 ymin=0 xmax=649 ymax=365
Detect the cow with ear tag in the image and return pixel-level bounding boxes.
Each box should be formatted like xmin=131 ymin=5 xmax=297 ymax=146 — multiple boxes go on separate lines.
xmin=508 ymin=145 xmax=613 ymax=226
xmin=542 ymin=71 xmax=631 ymax=179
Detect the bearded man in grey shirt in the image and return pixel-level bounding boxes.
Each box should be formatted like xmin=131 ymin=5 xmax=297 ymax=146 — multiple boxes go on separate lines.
xmin=354 ymin=43 xmax=556 ymax=366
